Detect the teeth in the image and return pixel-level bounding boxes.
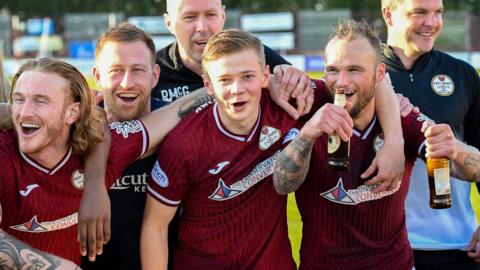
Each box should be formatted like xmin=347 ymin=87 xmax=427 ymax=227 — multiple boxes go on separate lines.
xmin=418 ymin=32 xmax=432 ymax=37
xmin=21 ymin=123 xmax=40 ymax=129
xmin=118 ymin=93 xmax=138 ymax=98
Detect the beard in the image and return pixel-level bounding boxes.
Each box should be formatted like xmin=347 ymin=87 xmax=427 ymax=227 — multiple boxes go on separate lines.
xmin=103 ymin=85 xmax=150 ymax=121
xmin=348 ymin=82 xmax=375 ymax=118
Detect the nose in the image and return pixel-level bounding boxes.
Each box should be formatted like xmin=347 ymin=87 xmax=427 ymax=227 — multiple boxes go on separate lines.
xmin=196 ymin=16 xmax=208 ymax=32
xmin=424 ymin=12 xmax=439 ymax=28
xmin=230 ymin=80 xmax=246 ymax=95
xmin=335 ymin=71 xmax=351 ymax=88
xmin=120 ymin=71 xmax=134 ymax=89
xmin=18 ymin=99 xmax=35 ymax=118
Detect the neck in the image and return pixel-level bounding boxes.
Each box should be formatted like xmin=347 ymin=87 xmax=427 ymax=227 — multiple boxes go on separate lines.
xmin=29 ymin=137 xmax=70 ymax=169
xmin=387 ymin=39 xmax=424 ymax=70
xmin=178 ymin=48 xmax=203 ymax=76
xmin=218 ymin=107 xmax=260 ymax=136
xmin=352 ymin=99 xmax=375 ymax=132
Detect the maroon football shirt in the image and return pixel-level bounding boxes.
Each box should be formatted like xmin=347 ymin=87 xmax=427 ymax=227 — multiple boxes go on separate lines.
xmin=0 ymin=119 xmax=149 ymax=264
xmin=296 ymin=112 xmax=426 ymax=270
xmin=148 ymin=94 xmax=303 ymax=270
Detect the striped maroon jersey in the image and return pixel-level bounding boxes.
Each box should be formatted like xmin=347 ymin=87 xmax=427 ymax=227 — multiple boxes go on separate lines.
xmin=148 ymin=93 xmax=307 ymax=270
xmin=0 ymin=120 xmax=149 ymax=264
xmin=296 ymin=112 xmax=427 ymax=270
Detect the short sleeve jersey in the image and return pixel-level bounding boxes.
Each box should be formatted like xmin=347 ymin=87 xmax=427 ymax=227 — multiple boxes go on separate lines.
xmin=295 ymin=112 xmax=427 ymax=270
xmin=147 ymin=94 xmax=298 ymax=270
xmin=0 ymin=120 xmax=148 ymax=264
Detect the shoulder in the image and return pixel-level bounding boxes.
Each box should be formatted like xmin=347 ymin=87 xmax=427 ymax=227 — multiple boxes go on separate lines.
xmin=432 ymin=50 xmax=478 ymax=74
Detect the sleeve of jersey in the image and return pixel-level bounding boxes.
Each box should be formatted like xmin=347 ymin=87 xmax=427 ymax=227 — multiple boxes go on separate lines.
xmin=105 ymin=120 xmax=149 ymax=186
xmin=401 ymin=112 xmax=427 ymax=160
xmin=147 ymin=135 xmax=190 ymax=207
xmin=464 ymin=68 xmax=480 ymax=149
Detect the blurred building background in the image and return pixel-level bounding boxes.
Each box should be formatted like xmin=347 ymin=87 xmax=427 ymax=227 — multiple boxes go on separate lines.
xmin=1 ymin=0 xmax=480 ymax=77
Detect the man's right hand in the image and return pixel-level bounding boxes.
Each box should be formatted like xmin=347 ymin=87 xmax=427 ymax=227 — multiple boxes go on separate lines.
xmin=78 ymin=183 xmax=111 ymax=262
xmin=301 ymin=103 xmax=352 ymax=142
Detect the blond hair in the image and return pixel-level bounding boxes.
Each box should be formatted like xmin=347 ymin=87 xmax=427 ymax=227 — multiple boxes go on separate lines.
xmin=381 ymin=0 xmax=404 ymax=10
xmin=201 ymin=29 xmax=265 ymax=79
xmin=10 ymin=58 xmax=105 ymax=154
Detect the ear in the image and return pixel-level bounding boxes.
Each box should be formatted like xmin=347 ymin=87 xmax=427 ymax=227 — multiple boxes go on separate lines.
xmin=152 ymin=64 xmax=160 ymax=86
xmin=221 ymin=5 xmax=227 ymax=23
xmin=261 ymin=65 xmax=270 ymax=88
xmin=65 ymin=102 xmax=80 ymax=125
xmin=93 ymin=66 xmax=101 ymax=88
xmin=375 ymin=63 xmax=386 ymax=83
xmin=164 ymin=13 xmax=175 ymax=35
xmin=202 ymin=74 xmax=214 ymax=96
xmin=382 ymin=7 xmax=393 ymax=26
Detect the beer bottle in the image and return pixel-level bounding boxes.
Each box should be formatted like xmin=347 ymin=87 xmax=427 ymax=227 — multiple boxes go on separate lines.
xmin=328 ymin=89 xmax=350 ymax=171
xmin=426 ymin=157 xmax=452 ymax=209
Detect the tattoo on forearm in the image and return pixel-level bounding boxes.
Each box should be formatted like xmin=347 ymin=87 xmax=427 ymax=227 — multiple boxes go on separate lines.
xmin=0 ymin=231 xmax=64 ymax=270
xmin=464 ymin=154 xmax=480 ymax=182
xmin=178 ymin=91 xmax=215 ymax=118
xmin=274 ymin=137 xmax=313 ymax=194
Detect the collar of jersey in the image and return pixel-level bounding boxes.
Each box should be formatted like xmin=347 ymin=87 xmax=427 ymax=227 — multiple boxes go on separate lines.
xmin=213 ymin=102 xmax=261 ymax=142
xmin=352 ymin=116 xmax=377 ymax=139
xmin=19 ymin=147 xmax=73 ymax=175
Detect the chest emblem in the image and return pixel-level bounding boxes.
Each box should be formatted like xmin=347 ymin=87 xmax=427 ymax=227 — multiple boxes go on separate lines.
xmin=71 ymin=170 xmax=84 ymax=190
xmin=208 ymin=161 xmax=231 ymax=175
xmin=259 ymin=126 xmax=281 ymax=151
xmin=320 ymin=178 xmax=400 ymax=205
xmin=19 ymin=184 xmax=40 ymax=197
xmin=431 ymin=74 xmax=454 ymax=96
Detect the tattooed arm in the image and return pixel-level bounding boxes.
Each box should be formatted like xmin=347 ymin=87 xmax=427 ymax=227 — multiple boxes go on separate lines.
xmin=0 ymin=207 xmax=81 ymax=270
xmin=140 ymin=89 xmax=213 ymax=157
xmin=450 ymin=143 xmax=480 ymax=182
xmin=273 ymin=103 xmax=353 ymax=194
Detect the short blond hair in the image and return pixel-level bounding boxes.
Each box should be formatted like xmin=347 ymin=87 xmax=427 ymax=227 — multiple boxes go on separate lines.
xmin=201 ymin=29 xmax=265 ymax=78
xmin=381 ymin=0 xmax=404 ymax=10
xmin=10 ymin=58 xmax=105 ymax=154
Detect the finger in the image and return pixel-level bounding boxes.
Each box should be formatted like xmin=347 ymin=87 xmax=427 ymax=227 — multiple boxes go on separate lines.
xmin=303 ymin=89 xmax=314 ymax=115
xmin=103 ymin=217 xmax=111 ymax=245
xmin=466 ymin=234 xmax=478 ymax=252
xmin=281 ymin=70 xmax=294 ymax=99
xmin=96 ymin=221 xmax=104 ymax=256
xmin=421 ymin=121 xmax=434 ymax=133
xmin=400 ymin=103 xmax=414 ymax=117
xmin=361 ymin=160 xmax=377 ymax=179
xmin=78 ymin=222 xmax=88 ymax=256
xmin=88 ymin=222 xmax=97 ymax=262
xmin=413 ymin=106 xmax=420 ymax=114
xmin=367 ymin=177 xmax=389 ymax=193
xmin=278 ymin=99 xmax=300 ymax=120
xmin=288 ymin=72 xmax=303 ymax=98
xmin=295 ymin=94 xmax=306 ymax=117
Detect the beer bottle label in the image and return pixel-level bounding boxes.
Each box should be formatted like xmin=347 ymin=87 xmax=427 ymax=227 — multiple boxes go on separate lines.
xmin=328 ymin=134 xmax=341 ymax=154
xmin=334 ymin=93 xmax=346 ymax=107
xmin=433 ymin=167 xmax=451 ymax=195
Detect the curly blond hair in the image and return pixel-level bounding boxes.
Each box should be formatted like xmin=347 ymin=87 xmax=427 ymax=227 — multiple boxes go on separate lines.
xmin=10 ymin=58 xmax=105 ymax=154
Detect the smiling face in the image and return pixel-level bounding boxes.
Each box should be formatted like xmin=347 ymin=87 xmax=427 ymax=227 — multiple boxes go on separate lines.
xmin=94 ymin=40 xmax=160 ymax=121
xmin=11 ymin=71 xmax=76 ymax=156
xmin=165 ymin=0 xmax=225 ymax=71
xmin=324 ymin=37 xmax=384 ymax=119
xmin=384 ymin=0 xmax=444 ymax=59
xmin=203 ymin=49 xmax=269 ymax=135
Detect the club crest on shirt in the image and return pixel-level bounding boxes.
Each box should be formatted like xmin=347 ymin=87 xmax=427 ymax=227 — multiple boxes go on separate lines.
xmin=109 ymin=120 xmax=142 ymax=138
xmin=209 ymin=151 xmax=280 ymax=201
xmin=431 ymin=74 xmax=454 ymax=96
xmin=71 ymin=169 xmax=84 ymax=190
xmin=10 ymin=213 xmax=78 ymax=233
xmin=373 ymin=133 xmax=385 ymax=152
xmin=320 ymin=178 xmax=400 ymax=205
xmin=259 ymin=126 xmax=281 ymax=151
